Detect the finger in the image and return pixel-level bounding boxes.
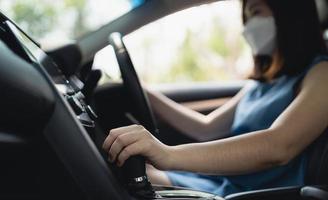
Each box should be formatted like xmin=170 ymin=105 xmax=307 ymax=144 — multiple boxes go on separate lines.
xmin=108 ymin=131 xmax=141 ymax=162
xmin=103 ymin=133 xmax=118 ymax=152
xmin=116 ymin=141 xmax=144 ymax=167
xmin=111 ymin=124 xmax=142 ymax=135
xmin=103 ymin=124 xmax=142 ymax=151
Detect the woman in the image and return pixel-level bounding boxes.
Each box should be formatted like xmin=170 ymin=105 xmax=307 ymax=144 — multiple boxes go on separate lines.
xmin=103 ymin=0 xmax=328 ymax=196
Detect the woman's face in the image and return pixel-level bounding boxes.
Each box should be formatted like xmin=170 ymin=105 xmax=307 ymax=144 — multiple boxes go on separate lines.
xmin=244 ymin=0 xmax=273 ymax=21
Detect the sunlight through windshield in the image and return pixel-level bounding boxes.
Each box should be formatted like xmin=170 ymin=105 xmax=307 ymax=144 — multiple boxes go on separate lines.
xmin=0 ymin=0 xmax=144 ymax=49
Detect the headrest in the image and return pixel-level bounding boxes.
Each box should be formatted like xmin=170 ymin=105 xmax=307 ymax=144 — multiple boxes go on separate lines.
xmin=316 ymin=0 xmax=328 ymax=28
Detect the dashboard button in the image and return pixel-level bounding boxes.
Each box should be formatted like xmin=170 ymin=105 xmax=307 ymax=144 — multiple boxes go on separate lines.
xmin=66 ymin=96 xmax=84 ymax=115
xmin=86 ymin=105 xmax=98 ymax=120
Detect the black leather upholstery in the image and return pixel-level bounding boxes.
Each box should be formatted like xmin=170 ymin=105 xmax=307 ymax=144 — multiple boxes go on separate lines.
xmin=47 ymin=44 xmax=82 ymax=77
xmin=306 ymin=128 xmax=328 ymax=185
xmin=316 ymin=0 xmax=328 ymax=28
xmin=0 ymin=41 xmax=55 ymax=133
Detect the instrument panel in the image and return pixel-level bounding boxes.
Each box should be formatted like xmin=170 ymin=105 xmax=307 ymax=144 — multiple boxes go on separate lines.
xmin=3 ymin=20 xmax=97 ymax=128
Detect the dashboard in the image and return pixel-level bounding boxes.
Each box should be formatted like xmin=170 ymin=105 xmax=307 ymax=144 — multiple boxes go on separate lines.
xmin=3 ymin=20 xmax=97 ymax=128
xmin=0 ymin=15 xmax=224 ymax=200
xmin=0 ymin=16 xmax=128 ymax=200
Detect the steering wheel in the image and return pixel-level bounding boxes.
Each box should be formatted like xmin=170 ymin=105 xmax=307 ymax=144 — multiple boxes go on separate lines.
xmin=108 ymin=33 xmax=159 ymax=198
xmin=108 ymin=32 xmax=159 ymax=136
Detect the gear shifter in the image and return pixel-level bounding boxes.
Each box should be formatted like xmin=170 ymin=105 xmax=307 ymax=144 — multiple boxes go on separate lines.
xmin=121 ymin=156 xmax=157 ymax=199
xmin=120 ymin=113 xmax=158 ymax=199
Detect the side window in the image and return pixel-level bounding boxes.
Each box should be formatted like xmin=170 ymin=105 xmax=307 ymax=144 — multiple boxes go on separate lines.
xmin=94 ymin=1 xmax=252 ymax=85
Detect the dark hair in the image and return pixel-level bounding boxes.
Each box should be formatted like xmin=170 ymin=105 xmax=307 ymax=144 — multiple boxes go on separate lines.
xmin=242 ymin=0 xmax=327 ymax=81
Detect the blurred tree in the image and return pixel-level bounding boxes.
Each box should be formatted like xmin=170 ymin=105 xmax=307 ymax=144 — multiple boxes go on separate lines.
xmin=0 ymin=0 xmax=89 ymax=40
xmin=206 ymin=17 xmax=248 ymax=80
xmin=139 ymin=36 xmax=155 ymax=82
xmin=64 ymin=0 xmax=88 ymax=38
xmin=208 ymin=19 xmax=230 ymax=58
xmin=161 ymin=17 xmax=247 ymax=83
xmin=164 ymin=30 xmax=208 ymax=82
xmin=10 ymin=0 xmax=56 ymax=38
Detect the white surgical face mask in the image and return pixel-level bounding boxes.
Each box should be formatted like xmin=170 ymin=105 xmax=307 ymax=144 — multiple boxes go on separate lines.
xmin=242 ymin=16 xmax=277 ymax=56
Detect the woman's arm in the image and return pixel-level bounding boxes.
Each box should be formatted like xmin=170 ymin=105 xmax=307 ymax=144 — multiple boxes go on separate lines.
xmin=103 ymin=62 xmax=328 ymax=175
xmin=147 ymin=84 xmax=251 ymax=141
xmin=170 ymin=62 xmax=328 ymax=175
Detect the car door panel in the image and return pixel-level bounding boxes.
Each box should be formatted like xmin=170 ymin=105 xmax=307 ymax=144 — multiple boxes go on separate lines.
xmin=154 ymin=81 xmax=245 ymax=114
xmin=150 ymin=81 xmax=245 ymax=145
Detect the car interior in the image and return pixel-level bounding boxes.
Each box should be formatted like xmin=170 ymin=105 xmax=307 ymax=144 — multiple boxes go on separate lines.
xmin=0 ymin=0 xmax=328 ymax=200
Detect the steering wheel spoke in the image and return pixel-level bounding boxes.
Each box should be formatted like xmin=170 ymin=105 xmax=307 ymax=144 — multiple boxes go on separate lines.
xmin=108 ymin=32 xmax=159 ymax=140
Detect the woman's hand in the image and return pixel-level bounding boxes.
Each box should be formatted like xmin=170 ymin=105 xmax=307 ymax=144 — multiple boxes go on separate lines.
xmin=102 ymin=124 xmax=173 ymax=170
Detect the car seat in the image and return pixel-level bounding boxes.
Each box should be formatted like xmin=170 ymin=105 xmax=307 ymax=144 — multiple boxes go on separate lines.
xmin=306 ymin=128 xmax=328 ymax=185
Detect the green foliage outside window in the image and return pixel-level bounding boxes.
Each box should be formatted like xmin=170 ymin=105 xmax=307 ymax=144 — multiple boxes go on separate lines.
xmin=0 ymin=0 xmax=250 ymax=84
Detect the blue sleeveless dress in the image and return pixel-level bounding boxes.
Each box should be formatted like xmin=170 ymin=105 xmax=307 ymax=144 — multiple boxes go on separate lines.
xmin=165 ymin=55 xmax=328 ymax=196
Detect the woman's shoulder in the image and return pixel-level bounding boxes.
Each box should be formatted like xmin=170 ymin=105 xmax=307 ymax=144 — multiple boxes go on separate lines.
xmin=301 ymin=60 xmax=328 ymax=89
xmin=306 ymin=60 xmax=328 ymax=79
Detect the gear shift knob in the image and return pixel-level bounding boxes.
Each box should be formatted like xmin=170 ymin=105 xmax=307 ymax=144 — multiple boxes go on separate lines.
xmin=121 ymin=156 xmax=157 ymax=199
xmin=122 ymin=156 xmax=146 ymax=183
xmin=119 ymin=113 xmax=157 ymax=198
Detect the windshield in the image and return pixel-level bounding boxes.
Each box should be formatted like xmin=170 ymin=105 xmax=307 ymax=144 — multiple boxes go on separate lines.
xmin=0 ymin=0 xmax=145 ymax=49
